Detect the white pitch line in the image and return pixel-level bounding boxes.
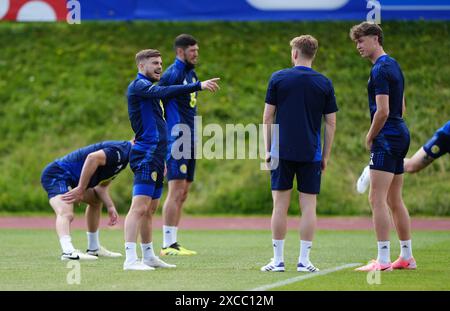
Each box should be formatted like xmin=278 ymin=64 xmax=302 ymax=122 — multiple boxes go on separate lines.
xmin=250 ymin=263 xmax=361 ymax=291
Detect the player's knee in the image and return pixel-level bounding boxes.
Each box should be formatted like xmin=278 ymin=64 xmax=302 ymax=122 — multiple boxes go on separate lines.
xmin=89 ymin=201 xmax=102 ymax=210
xmin=179 ymin=189 xmax=189 ymax=203
xmin=92 ymin=196 xmax=103 ymax=207
xmin=130 ymin=203 xmax=147 ymax=217
xmin=66 ymin=213 xmax=74 ymax=222
xmin=387 ymin=197 xmax=398 ymax=210
xmin=389 ymin=203 xmax=403 ymax=212
xmin=143 ymin=208 xmax=152 ymax=219
xmin=173 ymin=188 xmax=188 ymax=204
xmin=146 ymin=204 xmax=157 ymax=216
xmin=60 ymin=210 xmax=74 ymax=222
xmin=368 ymin=193 xmax=386 ymax=208
xmin=387 ymin=196 xmax=393 ymax=208
xmin=388 ymin=196 xmax=405 ymax=212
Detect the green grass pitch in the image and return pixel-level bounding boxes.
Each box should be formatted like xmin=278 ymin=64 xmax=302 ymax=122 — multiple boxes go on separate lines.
xmin=0 ymin=229 xmax=449 ymax=290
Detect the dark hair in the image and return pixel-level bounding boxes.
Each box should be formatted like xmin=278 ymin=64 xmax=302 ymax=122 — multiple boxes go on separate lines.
xmin=174 ymin=34 xmax=198 ymax=50
xmin=135 ymin=49 xmax=161 ymax=66
xmin=349 ymin=22 xmax=384 ymax=46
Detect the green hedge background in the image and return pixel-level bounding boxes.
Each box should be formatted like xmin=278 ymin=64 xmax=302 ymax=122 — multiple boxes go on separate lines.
xmin=0 ymin=21 xmax=448 ymax=215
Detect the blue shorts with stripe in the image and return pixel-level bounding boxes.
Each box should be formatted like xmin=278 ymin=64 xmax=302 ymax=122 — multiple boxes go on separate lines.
xmin=130 ymin=148 xmax=164 ymax=199
xmin=41 ymin=162 xmax=76 ymax=199
xmin=370 ymin=129 xmax=410 ymax=175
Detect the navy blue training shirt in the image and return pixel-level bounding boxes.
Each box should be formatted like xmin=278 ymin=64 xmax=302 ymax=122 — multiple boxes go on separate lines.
xmin=55 ymin=141 xmax=131 ymax=188
xmin=368 ymin=54 xmax=405 ymax=135
xmin=127 ymin=73 xmax=202 ymax=153
xmin=441 ymin=121 xmax=450 ymax=136
xmin=265 ymin=66 xmax=338 ymax=162
xmin=159 ymin=58 xmax=199 ymax=152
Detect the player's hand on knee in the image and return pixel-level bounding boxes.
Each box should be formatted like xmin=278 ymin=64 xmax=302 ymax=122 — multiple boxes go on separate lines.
xmin=61 ymin=186 xmax=84 ymax=204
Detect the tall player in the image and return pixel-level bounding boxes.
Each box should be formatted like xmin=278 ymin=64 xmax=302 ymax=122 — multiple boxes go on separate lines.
xmin=261 ymin=35 xmax=338 ymax=273
xmin=159 ymin=34 xmax=201 ymax=256
xmin=350 ymin=22 xmax=416 ymax=271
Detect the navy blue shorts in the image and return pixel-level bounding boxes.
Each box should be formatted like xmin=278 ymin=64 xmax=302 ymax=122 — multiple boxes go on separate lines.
xmin=423 ymin=130 xmax=450 ymax=159
xmin=41 ymin=162 xmax=75 ymax=199
xmin=167 ymin=156 xmax=196 ymax=182
xmin=370 ymin=132 xmax=410 ymax=175
xmin=369 ymin=151 xmax=405 ymax=175
xmin=130 ymin=149 xmax=164 ymax=199
xmin=271 ymin=159 xmax=321 ymax=194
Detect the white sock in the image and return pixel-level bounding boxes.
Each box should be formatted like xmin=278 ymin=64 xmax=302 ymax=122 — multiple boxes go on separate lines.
xmin=377 ymin=241 xmax=391 ymax=264
xmin=272 ymin=239 xmax=284 ymax=264
xmin=163 ymin=225 xmax=177 ymax=248
xmin=125 ymin=242 xmax=138 ymax=264
xmin=141 ymin=242 xmax=156 ymax=260
xmin=60 ymin=235 xmax=75 ymax=254
xmin=87 ymin=230 xmax=100 ymax=251
xmin=400 ymin=240 xmax=412 ymax=260
xmin=299 ymin=240 xmax=313 ymax=265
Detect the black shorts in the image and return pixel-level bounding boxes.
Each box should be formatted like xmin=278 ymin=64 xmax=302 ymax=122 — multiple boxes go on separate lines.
xmin=370 ymin=130 xmax=410 ymax=174
xmin=271 ymin=159 xmax=321 ymax=194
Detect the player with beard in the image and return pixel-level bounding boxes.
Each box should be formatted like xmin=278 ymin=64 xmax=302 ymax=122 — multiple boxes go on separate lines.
xmin=123 ymin=49 xmax=220 ymax=270
xmin=159 ymin=34 xmax=202 ymax=256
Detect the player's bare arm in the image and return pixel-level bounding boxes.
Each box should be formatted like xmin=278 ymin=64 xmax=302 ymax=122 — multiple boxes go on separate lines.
xmin=263 ymin=103 xmax=276 ymax=165
xmin=404 ymin=148 xmax=435 ymax=173
xmin=366 ymin=94 xmax=389 ymax=150
xmin=402 ymin=94 xmax=406 ymax=116
xmin=322 ymin=112 xmax=337 ymax=172
xmin=94 ymin=182 xmax=119 ymax=226
xmin=62 ymin=150 xmax=107 ymax=204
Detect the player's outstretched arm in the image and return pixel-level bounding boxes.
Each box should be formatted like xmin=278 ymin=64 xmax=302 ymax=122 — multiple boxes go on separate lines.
xmin=404 ymin=147 xmax=434 ymax=173
xmin=200 ymin=78 xmax=220 ymax=92
xmin=134 ymin=80 xmax=200 ymax=99
xmin=134 ymin=78 xmax=218 ymax=101
xmin=135 ymin=78 xmax=220 ymax=100
xmin=61 ymin=150 xmax=107 ymax=204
